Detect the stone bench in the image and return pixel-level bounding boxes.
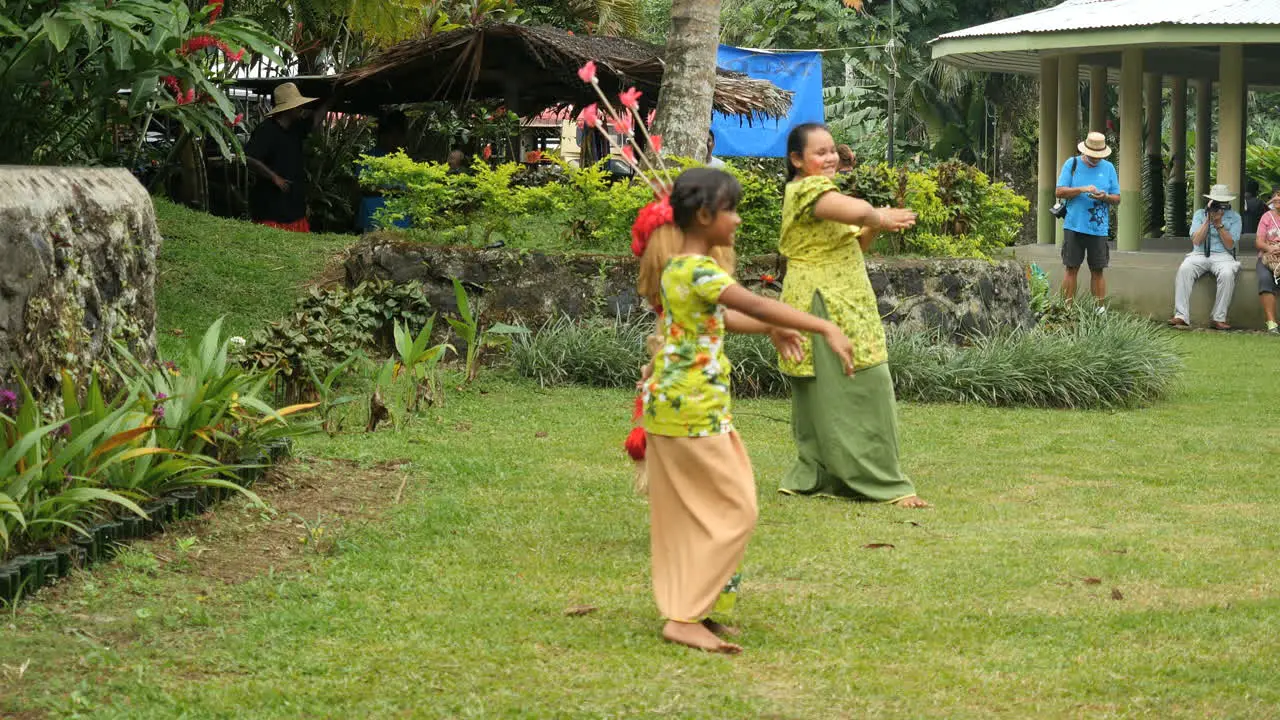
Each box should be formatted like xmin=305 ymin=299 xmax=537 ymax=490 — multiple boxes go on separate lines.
xmin=1015 ymin=241 xmax=1269 ymax=329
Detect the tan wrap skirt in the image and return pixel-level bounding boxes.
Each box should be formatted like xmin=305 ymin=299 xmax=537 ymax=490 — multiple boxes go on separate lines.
xmin=647 ymin=431 xmax=758 ymax=623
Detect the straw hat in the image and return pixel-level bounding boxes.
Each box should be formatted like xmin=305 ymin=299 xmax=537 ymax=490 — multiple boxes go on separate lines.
xmin=268 ymin=82 xmax=319 ymax=116
xmin=1077 ymin=131 xmax=1112 ymax=159
xmin=1205 ymin=184 xmax=1237 ymax=203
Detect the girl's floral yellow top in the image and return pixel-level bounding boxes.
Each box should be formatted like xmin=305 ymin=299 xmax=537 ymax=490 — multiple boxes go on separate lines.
xmin=643 ymin=255 xmax=735 ymax=438
xmin=778 ymin=175 xmax=887 ymax=376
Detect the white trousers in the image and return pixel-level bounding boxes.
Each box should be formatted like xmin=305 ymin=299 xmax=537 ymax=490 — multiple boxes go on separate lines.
xmin=1173 ymin=253 xmax=1241 ymax=323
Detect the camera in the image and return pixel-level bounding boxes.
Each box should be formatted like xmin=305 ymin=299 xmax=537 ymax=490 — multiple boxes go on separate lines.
xmin=1050 ymin=200 xmax=1067 ymax=219
xmin=1208 ymin=200 xmax=1231 ymax=212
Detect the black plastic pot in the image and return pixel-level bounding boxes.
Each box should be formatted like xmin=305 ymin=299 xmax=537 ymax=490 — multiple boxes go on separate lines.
xmin=141 ymin=501 xmax=166 ymax=533
xmin=122 ymin=516 xmax=143 ymax=540
xmin=12 ymin=555 xmax=40 ymax=595
xmin=0 ymin=564 xmax=16 ymax=604
xmin=35 ymin=552 xmax=59 ymax=587
xmin=173 ymin=489 xmax=198 ymax=518
xmin=72 ymin=533 xmax=96 ymax=566
xmin=54 ymin=545 xmax=75 ymax=576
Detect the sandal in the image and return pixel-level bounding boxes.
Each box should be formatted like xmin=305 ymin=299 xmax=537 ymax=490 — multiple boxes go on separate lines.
xmin=1168 ymin=317 xmax=1190 ymax=329
xmin=1210 ymin=321 xmax=1233 ymax=331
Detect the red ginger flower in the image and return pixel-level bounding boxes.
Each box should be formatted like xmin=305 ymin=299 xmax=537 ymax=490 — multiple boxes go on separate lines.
xmin=650 ymin=135 xmax=663 ymax=154
xmin=646 ymin=109 xmax=656 ymax=128
xmin=610 ymin=112 xmax=633 ymax=137
xmin=482 ymin=144 xmax=493 ymax=160
xmin=209 ymin=0 xmax=224 ymax=21
xmin=631 ymin=198 xmax=674 ymax=258
xmin=578 ymin=103 xmax=600 ymax=129
xmin=619 ymin=87 xmax=642 ymax=110
xmin=621 ymin=145 xmax=636 ymax=166
xmin=577 ymin=61 xmax=597 ymax=84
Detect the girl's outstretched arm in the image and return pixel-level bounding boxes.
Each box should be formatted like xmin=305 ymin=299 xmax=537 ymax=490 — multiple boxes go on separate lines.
xmin=718 ymin=285 xmax=855 ymax=375
xmin=814 ymin=192 xmax=917 ymax=233
xmin=724 ymin=310 xmax=804 ymax=364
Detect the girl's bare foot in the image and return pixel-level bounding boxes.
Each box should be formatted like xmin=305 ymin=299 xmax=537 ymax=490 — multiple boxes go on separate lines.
xmin=701 ymin=618 xmax=741 ymax=637
xmin=663 ymin=620 xmax=743 ymax=654
xmin=895 ymin=495 xmax=931 ymax=509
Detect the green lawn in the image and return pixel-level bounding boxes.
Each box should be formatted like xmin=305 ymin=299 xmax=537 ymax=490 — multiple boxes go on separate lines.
xmin=152 ymin=199 xmax=353 ymax=358
xmin=4 ymin=323 xmax=1280 ymax=717
xmin=6 ymin=205 xmax=1279 ymax=717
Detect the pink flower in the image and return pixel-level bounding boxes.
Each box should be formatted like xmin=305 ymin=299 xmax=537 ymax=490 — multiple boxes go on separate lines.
xmin=209 ymin=0 xmax=224 ymax=21
xmin=621 ymin=145 xmax=636 ymax=165
xmin=577 ymin=61 xmax=597 ymax=85
xmin=225 ymin=112 xmax=244 ymax=127
xmin=227 ymin=47 xmax=245 ymax=63
xmin=177 ymin=89 xmax=196 ymax=105
xmin=610 ymin=112 xmax=633 ymax=137
xmin=619 ymin=87 xmax=642 ymax=110
xmin=162 ymin=75 xmax=182 ymax=96
xmin=483 ymin=144 xmax=493 ymax=160
xmin=179 ymin=35 xmax=218 ymax=55
xmin=646 ymin=110 xmax=656 ymax=128
xmin=579 ymin=103 xmax=600 ymax=129
xmin=650 ymin=135 xmax=663 ymax=154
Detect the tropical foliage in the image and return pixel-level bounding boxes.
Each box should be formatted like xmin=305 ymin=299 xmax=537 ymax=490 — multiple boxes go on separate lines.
xmin=1 ymin=320 xmax=318 ymax=559
xmin=362 ymin=153 xmax=1027 ymax=259
xmin=0 ymin=0 xmax=284 ymax=165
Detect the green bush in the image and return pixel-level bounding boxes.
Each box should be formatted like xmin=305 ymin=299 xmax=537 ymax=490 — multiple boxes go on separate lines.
xmin=243 ymin=280 xmax=434 ymax=402
xmin=842 ymin=160 xmax=1030 ymax=258
xmin=362 ymin=154 xmax=1026 ymax=260
xmin=506 ymin=308 xmax=1181 ymax=410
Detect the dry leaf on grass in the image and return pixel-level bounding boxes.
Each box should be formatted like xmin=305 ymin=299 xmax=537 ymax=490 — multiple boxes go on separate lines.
xmin=564 ymin=605 xmax=598 ymax=617
xmin=1082 ymin=577 xmax=1103 ymax=585
xmin=862 ymin=543 xmax=895 ymax=550
xmin=1111 ymin=588 xmax=1124 ymax=601
xmin=535 ymin=431 xmax=549 ymax=439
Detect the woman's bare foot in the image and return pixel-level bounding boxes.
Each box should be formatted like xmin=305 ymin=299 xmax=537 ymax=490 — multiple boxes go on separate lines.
xmin=701 ymin=618 xmax=741 ymax=638
xmin=895 ymin=495 xmax=931 ymax=509
xmin=663 ymin=620 xmax=742 ymax=654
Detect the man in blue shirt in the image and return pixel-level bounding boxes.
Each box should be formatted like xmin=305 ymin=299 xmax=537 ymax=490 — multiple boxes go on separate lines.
xmin=1056 ymin=131 xmax=1121 ymax=301
xmin=1169 ymin=184 xmax=1243 ymax=330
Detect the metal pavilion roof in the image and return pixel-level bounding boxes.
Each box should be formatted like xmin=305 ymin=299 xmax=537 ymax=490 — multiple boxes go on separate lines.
xmin=929 ymin=0 xmax=1280 ymax=86
xmin=937 ymin=0 xmax=1280 ymax=40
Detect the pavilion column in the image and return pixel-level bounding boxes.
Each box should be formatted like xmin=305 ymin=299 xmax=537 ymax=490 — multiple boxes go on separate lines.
xmin=1038 ymin=56 xmax=1059 ymax=246
xmin=1217 ymin=44 xmax=1244 ymax=211
xmin=1118 ymin=49 xmax=1143 ymax=252
xmin=1170 ymin=77 xmax=1189 ymax=235
xmin=1089 ymin=65 xmax=1108 ymax=134
xmin=1144 ymin=72 xmax=1164 ymax=237
xmin=1194 ymin=78 xmax=1212 ymax=212
xmin=1056 ymin=54 xmax=1079 ymax=246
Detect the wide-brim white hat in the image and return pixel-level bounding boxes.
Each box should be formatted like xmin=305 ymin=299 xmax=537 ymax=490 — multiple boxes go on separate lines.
xmin=1077 ymin=131 xmax=1112 ymax=159
xmin=1204 ymin=184 xmax=1237 ymax=203
xmin=268 ymin=82 xmax=319 ymax=116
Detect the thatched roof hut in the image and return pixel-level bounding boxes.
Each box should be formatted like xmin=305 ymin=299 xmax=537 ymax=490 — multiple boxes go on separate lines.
xmin=238 ymin=24 xmax=792 ymax=120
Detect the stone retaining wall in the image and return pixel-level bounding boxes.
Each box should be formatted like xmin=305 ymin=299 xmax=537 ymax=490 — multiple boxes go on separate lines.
xmin=0 ymin=167 xmax=161 ymax=396
xmin=344 ymin=236 xmax=1033 ymax=339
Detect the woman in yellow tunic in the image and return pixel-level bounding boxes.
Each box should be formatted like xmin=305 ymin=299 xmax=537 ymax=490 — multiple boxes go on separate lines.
xmin=777 ymin=123 xmax=930 ymax=508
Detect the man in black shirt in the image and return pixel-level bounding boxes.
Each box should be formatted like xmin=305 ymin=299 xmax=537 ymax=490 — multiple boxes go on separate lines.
xmin=245 ymin=82 xmax=325 ymax=232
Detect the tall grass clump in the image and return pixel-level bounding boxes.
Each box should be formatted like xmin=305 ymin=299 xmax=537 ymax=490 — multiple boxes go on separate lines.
xmin=509 ymin=303 xmax=1183 ymax=410
xmin=890 ymin=301 xmax=1183 ymax=409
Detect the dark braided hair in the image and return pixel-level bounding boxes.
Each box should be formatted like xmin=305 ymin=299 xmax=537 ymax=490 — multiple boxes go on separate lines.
xmin=670 ymin=168 xmax=742 ymax=230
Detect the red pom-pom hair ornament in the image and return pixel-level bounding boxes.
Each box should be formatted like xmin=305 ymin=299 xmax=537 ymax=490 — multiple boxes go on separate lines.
xmin=624 ymin=426 xmax=647 ymax=461
xmin=631 ymin=197 xmax=674 ymax=258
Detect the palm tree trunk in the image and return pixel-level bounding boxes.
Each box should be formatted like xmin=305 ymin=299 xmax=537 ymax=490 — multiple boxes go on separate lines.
xmin=653 ymin=0 xmax=721 ymax=162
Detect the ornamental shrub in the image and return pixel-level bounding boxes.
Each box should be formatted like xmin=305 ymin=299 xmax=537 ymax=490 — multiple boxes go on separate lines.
xmin=361 ymin=155 xmax=1027 ymax=260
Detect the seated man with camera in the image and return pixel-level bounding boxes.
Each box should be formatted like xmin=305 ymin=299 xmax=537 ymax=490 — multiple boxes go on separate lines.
xmin=1169 ymin=185 xmax=1243 ymax=330
xmin=1054 ymin=132 xmax=1120 ymax=302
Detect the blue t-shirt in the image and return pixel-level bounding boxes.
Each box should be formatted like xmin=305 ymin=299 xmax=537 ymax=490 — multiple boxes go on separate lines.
xmin=1189 ymin=208 xmax=1242 ymax=256
xmin=1057 ymin=156 xmax=1119 ymax=236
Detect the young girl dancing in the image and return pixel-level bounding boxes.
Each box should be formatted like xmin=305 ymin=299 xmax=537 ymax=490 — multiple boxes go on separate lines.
xmin=776 ymin=123 xmax=929 ymax=508
xmin=642 ymin=167 xmax=857 ymax=654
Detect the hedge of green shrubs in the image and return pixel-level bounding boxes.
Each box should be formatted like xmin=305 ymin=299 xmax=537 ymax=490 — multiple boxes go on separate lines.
xmin=359 ymin=154 xmax=1029 ymax=259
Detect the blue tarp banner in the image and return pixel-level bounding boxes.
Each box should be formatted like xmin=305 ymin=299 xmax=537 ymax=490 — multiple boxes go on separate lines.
xmin=711 ymin=46 xmax=825 ymax=158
